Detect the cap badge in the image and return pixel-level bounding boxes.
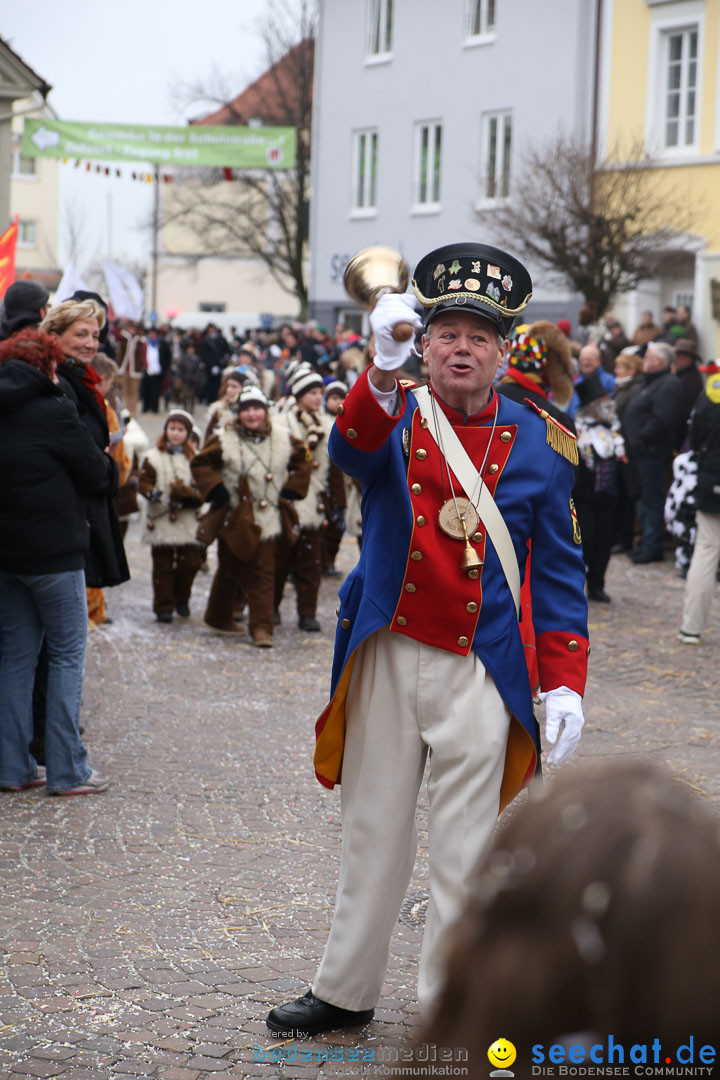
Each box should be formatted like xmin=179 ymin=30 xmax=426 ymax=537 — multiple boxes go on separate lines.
xmin=464 ymin=278 xmax=481 ymax=292
xmin=448 ymin=279 xmax=462 ymax=290
xmin=437 ymin=276 xmax=446 ymax=293
xmin=433 ymin=262 xmax=446 ymax=280
xmin=486 ymin=282 xmax=501 ymax=302
xmin=502 ymin=275 xmax=513 ymax=292
xmin=471 ymin=260 xmax=482 ymax=273
xmin=487 ymin=264 xmax=501 ymax=279
xmin=448 ymin=259 xmax=462 ymax=276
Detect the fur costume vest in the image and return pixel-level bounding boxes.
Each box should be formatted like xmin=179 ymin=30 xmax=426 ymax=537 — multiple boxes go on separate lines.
xmin=141 ymin=448 xmax=202 ymax=547
xmin=218 ymin=423 xmax=294 ymax=541
xmin=275 ymin=409 xmax=333 ymax=529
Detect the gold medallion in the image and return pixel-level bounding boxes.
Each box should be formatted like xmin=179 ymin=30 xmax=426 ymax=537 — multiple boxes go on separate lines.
xmin=438 ymin=497 xmax=480 ymax=539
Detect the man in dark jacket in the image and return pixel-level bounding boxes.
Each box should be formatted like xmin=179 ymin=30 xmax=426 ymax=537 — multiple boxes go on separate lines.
xmin=622 ymin=343 xmax=680 ymax=563
xmin=0 ymin=280 xmax=48 ymax=340
xmin=678 ymin=369 xmax=720 ymax=643
xmin=672 ymin=338 xmax=704 ymax=450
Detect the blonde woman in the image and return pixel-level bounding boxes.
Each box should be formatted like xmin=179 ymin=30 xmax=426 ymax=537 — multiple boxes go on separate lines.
xmin=40 ymin=300 xmax=129 ymax=590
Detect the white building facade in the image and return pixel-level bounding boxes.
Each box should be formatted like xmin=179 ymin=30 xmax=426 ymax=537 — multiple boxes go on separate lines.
xmin=309 ymin=0 xmax=600 ymax=330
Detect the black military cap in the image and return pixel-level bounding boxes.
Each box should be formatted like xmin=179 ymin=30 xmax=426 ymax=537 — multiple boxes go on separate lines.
xmin=412 ymin=242 xmax=532 ymax=338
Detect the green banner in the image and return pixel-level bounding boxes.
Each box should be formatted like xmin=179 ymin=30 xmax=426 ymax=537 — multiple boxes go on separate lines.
xmin=22 ymin=118 xmax=296 ymax=169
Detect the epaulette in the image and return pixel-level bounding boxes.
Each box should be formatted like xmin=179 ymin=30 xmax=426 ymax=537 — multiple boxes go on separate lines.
xmin=399 ymin=378 xmax=418 ymax=389
xmin=523 ymin=397 xmax=578 ymax=466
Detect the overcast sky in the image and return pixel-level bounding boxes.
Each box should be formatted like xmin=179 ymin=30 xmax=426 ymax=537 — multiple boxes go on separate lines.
xmin=4 ymin=0 xmax=270 ymax=279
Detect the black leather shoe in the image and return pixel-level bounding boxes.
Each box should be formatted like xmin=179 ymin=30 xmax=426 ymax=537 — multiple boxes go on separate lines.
xmin=156 ymin=612 xmax=173 ymax=623
xmin=298 ymin=615 xmax=321 ymax=632
xmin=176 ymin=602 xmax=190 ymax=618
xmin=632 ymin=551 xmax=664 ymax=564
xmin=266 ymin=990 xmax=374 ymax=1037
xmin=588 ymin=589 xmax=611 ymax=603
xmin=274 ymin=608 xmax=281 ymax=626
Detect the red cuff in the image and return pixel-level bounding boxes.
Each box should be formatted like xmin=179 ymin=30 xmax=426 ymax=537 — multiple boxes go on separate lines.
xmin=536 ymin=631 xmax=589 ymax=696
xmin=334 ymin=367 xmax=407 ymax=453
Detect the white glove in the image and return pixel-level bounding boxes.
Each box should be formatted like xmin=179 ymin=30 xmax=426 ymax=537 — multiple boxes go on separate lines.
xmin=370 ymin=293 xmax=424 ymax=371
xmin=539 ymin=686 xmax=585 ymax=766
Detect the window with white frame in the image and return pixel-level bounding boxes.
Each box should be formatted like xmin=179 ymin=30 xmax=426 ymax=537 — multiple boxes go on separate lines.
xmin=352 ymin=129 xmax=378 ymax=211
xmin=482 ymin=111 xmax=512 ymax=200
xmin=467 ymin=0 xmax=496 ymax=38
xmin=368 ymin=0 xmax=393 ymax=58
xmin=662 ymin=26 xmax=698 ymax=148
xmin=12 ymin=145 xmax=37 ymax=177
xmin=414 ymin=121 xmax=442 ymax=208
xmin=18 ymin=220 xmax=37 ymax=247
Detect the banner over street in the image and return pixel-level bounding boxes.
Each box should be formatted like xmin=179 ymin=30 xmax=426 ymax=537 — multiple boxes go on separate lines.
xmin=22 ymin=119 xmax=296 ymax=170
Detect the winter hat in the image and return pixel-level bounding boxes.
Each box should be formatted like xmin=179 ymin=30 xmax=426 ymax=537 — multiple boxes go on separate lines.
xmin=290 ymin=366 xmax=324 ymax=400
xmin=0 ymin=280 xmax=50 ymax=339
xmin=237 ymin=385 xmax=269 ymax=411
xmin=324 ymin=379 xmax=348 ymax=399
xmin=508 ymin=326 xmax=548 ymax=374
xmin=164 ymin=409 xmax=194 ymax=434
xmin=556 ymin=318 xmax=572 ymax=337
xmin=576 ymin=371 xmax=609 ymax=407
xmin=239 ymin=341 xmax=260 ymax=360
xmin=70 ymin=290 xmax=110 ymax=344
xmin=226 ymin=367 xmax=248 ymax=387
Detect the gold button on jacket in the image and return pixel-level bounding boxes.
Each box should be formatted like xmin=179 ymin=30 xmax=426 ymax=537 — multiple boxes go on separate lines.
xmin=500 ymin=430 xmax=512 ymax=442
xmin=405 ymin=583 xmax=416 ymax=593
xmin=397 ymin=616 xmax=407 ymax=626
xmin=346 ymin=428 xmax=358 ymax=440
xmin=411 ymin=550 xmax=423 ymax=561
xmin=415 ymin=449 xmax=427 ymax=460
xmin=568 ymin=640 xmax=579 ymax=652
xmin=341 ymin=618 xmax=351 ymax=629
xmin=457 ymin=636 xmax=469 ymax=648
xmin=411 ymin=483 xmax=422 ymax=495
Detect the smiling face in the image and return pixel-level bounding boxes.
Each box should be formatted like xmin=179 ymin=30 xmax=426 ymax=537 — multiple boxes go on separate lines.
xmin=238 ymin=404 xmax=267 ymax=431
xmin=487 ymin=1039 xmax=517 ymax=1069
xmin=423 ymin=311 xmax=506 ymax=414
xmin=55 ymin=317 xmax=101 ymax=365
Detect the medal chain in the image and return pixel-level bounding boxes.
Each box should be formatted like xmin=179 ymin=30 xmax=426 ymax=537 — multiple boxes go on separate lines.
xmin=430 ymin=389 xmax=499 ymax=532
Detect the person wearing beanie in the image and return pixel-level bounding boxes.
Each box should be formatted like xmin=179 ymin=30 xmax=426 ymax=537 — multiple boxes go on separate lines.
xmin=498 ymin=321 xmax=576 ymax=428
xmin=138 ymin=410 xmax=204 ymax=623
xmin=191 ymin=386 xmax=312 ymax=647
xmin=672 ymin=338 xmax=704 ymax=451
xmin=0 ymin=280 xmax=50 ymax=341
xmin=572 ymin=372 xmax=626 ymax=603
xmin=274 ymin=367 xmax=346 ymax=631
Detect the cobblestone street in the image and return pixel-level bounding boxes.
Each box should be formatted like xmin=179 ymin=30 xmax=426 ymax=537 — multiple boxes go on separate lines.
xmin=1 ymin=423 xmax=718 ymax=1078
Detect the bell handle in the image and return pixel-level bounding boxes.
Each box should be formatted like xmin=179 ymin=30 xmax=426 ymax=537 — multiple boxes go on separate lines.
xmin=392 ymin=322 xmax=414 ymax=342
xmin=373 ymin=285 xmax=416 ymax=343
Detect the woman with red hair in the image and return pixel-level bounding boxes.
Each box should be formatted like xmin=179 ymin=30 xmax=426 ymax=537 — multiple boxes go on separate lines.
xmin=0 ymin=329 xmax=113 ymax=795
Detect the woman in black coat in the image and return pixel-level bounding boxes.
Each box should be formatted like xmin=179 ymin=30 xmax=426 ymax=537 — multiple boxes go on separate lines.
xmin=40 ymin=299 xmax=129 ymax=589
xmin=0 ymin=330 xmax=112 ymax=794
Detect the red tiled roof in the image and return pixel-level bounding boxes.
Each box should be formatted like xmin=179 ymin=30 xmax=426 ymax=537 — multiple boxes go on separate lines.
xmin=191 ymin=39 xmax=313 ymax=128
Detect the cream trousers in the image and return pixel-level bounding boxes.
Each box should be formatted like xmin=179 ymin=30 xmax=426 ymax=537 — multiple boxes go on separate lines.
xmin=312 ymin=627 xmax=510 ymax=1016
xmin=681 ymin=509 xmax=720 ymax=636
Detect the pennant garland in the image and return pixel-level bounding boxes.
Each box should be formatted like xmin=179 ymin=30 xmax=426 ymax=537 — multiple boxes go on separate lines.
xmin=58 ymin=160 xmax=241 ymax=183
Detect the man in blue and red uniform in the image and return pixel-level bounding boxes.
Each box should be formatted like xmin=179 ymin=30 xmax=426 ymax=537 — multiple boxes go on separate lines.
xmin=267 ymin=243 xmax=589 ymax=1036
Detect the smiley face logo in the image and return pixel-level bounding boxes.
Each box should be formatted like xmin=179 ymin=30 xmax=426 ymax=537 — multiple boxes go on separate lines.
xmin=488 ymin=1038 xmax=517 ymax=1072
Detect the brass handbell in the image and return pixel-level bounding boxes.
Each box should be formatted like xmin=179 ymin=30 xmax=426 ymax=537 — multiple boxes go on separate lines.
xmin=343 ymin=245 xmax=415 ymax=341
xmin=460 ymin=519 xmax=483 ymax=572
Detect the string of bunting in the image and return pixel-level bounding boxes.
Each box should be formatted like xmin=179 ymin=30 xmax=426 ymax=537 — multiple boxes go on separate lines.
xmin=59 ymin=161 xmax=241 ymax=183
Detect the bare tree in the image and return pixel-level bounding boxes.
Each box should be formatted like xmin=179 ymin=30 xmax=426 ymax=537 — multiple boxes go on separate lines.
xmin=164 ymin=0 xmax=315 ymax=317
xmin=478 ymin=136 xmax=700 ymax=318
xmin=62 ymin=195 xmax=96 ymax=272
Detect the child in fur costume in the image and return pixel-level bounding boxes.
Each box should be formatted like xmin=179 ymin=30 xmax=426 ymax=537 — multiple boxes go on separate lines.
xmin=191 ymin=386 xmax=312 ymax=647
xmin=139 ymin=409 xmax=204 ymax=623
xmin=497 ymin=321 xmax=576 ymax=427
xmin=273 ymin=367 xmax=346 ymax=632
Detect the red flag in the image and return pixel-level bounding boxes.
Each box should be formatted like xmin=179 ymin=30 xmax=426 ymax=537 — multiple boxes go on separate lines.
xmin=0 ymin=217 xmax=19 ymax=299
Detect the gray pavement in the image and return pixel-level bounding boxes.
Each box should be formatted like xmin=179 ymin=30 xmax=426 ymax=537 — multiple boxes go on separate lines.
xmin=1 ymin=410 xmax=719 ymax=1078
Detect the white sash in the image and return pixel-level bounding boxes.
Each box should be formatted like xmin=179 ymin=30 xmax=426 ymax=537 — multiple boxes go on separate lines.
xmin=413 ymin=385 xmax=521 ymax=616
